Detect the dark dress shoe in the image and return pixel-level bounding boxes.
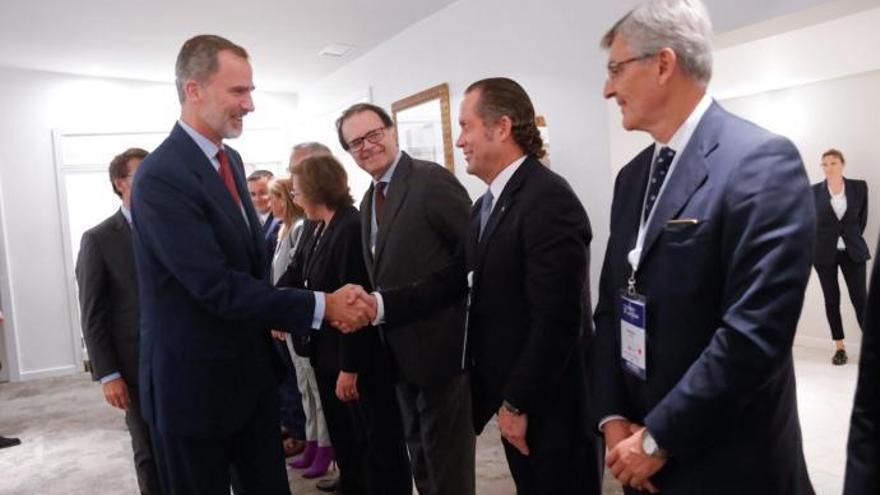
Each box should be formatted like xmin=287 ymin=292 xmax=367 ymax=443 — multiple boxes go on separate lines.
xmin=832 ymin=349 xmax=848 ymax=365
xmin=316 ymin=476 xmax=340 ymax=492
xmin=0 ymin=436 xmax=21 ymax=449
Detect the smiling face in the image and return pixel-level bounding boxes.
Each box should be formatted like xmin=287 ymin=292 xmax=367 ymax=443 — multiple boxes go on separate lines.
xmin=247 ymin=176 xmax=271 ymax=214
xmin=456 ymin=89 xmax=503 ymax=182
xmin=186 ymin=50 xmax=255 ymax=143
xmin=603 ymin=35 xmax=663 ymax=134
xmin=340 ymin=110 xmax=398 ymax=180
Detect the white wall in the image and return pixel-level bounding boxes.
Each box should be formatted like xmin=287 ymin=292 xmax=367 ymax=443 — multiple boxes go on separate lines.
xmin=295 ymin=0 xmax=837 ymax=313
xmin=608 ymin=5 xmax=880 ymax=351
xmin=722 ymin=71 xmax=880 ymax=349
xmin=0 ymin=67 xmax=298 ymax=381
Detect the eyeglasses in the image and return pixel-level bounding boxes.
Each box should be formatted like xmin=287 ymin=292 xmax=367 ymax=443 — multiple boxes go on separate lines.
xmin=606 ymin=53 xmax=656 ymax=79
xmin=346 ymin=126 xmax=388 ymax=151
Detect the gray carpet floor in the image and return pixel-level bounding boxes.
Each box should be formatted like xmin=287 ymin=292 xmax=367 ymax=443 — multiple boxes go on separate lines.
xmin=0 ymin=372 xmax=623 ymax=494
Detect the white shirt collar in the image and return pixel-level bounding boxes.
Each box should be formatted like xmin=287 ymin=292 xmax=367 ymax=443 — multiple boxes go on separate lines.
xmin=374 ymin=150 xmax=403 ymax=186
xmin=487 ymin=155 xmax=528 ymax=204
xmin=259 ymin=211 xmax=271 ymax=225
xmin=656 ymin=92 xmax=713 ymax=155
xmin=178 ymin=119 xmax=223 ymax=169
xmin=120 ymin=205 xmax=132 ymax=225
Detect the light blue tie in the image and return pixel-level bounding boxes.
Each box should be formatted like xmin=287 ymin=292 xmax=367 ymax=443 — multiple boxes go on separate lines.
xmin=479 ymin=189 xmax=494 ymax=240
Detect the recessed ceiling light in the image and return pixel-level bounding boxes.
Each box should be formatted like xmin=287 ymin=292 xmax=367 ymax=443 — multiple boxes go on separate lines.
xmin=319 ymin=43 xmax=354 ymax=58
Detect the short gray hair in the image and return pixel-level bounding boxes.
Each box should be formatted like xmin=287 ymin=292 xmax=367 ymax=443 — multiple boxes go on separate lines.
xmin=175 ymin=34 xmax=249 ymax=103
xmin=601 ymin=0 xmax=714 ymax=85
xmin=292 ymin=142 xmax=332 ymax=156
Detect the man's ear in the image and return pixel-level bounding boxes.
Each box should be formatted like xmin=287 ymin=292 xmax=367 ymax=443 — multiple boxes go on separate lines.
xmin=656 ymin=47 xmax=678 ymax=85
xmin=495 ymin=115 xmax=513 ymax=142
xmin=184 ymin=79 xmax=202 ymax=102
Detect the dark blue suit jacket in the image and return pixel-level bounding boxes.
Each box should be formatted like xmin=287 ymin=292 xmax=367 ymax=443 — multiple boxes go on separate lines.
xmin=844 ymin=233 xmax=880 ymax=494
xmin=131 ymin=123 xmax=315 ymax=437
xmin=592 ymin=102 xmax=816 ymax=493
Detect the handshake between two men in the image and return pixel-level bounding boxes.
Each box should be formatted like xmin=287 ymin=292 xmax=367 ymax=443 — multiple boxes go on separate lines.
xmin=323 ymin=284 xmax=380 ymax=333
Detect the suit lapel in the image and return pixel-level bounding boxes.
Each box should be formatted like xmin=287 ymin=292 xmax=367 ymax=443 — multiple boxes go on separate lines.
xmin=638 ymin=109 xmax=713 ymax=265
xmin=818 ymin=181 xmax=837 ymax=222
xmin=374 ymin=153 xmax=413 ymax=265
xmin=841 ymin=178 xmax=856 ymax=223
xmin=111 ymin=209 xmax=136 ymax=281
xmin=170 ymin=125 xmax=260 ymax=266
xmin=474 ymin=157 xmax=535 ymax=263
xmin=359 ymin=190 xmax=376 ymax=283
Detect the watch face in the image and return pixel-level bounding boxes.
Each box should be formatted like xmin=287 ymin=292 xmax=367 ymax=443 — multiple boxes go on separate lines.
xmin=642 ymin=432 xmax=657 ymax=455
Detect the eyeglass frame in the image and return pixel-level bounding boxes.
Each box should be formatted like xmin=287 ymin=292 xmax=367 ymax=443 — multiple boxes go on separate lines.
xmin=346 ymin=125 xmax=390 ymax=151
xmin=606 ymin=53 xmax=657 ymax=79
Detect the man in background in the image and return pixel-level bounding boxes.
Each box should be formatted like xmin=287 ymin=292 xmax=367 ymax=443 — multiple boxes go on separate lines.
xmin=593 ymin=1 xmax=814 ymax=492
xmin=248 ymin=169 xmax=281 ymax=262
xmin=76 ymin=147 xmax=161 ymax=494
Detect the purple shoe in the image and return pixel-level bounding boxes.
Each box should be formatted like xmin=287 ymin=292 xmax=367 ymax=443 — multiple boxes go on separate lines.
xmin=288 ymin=440 xmax=317 ymax=469
xmin=302 ymin=446 xmax=334 ymax=478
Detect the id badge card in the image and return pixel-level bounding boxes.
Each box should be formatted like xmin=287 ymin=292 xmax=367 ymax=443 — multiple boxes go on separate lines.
xmin=619 ymin=290 xmax=647 ymax=380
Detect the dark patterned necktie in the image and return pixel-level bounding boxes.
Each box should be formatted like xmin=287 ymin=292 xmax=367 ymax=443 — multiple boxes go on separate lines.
xmin=374 ymin=182 xmax=387 ymax=225
xmin=478 ymin=189 xmax=494 ymax=240
xmin=216 ymin=149 xmax=241 ymax=205
xmin=643 ymin=146 xmax=676 ymax=222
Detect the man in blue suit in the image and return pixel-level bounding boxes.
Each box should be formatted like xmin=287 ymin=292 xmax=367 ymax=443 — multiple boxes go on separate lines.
xmin=592 ymin=1 xmax=816 ymax=493
xmin=131 ymin=34 xmax=372 ymax=495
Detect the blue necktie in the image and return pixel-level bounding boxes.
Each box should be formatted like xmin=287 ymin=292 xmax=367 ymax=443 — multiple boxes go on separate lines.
xmin=479 ymin=189 xmax=494 ymax=240
xmin=643 ymin=146 xmax=676 ymax=222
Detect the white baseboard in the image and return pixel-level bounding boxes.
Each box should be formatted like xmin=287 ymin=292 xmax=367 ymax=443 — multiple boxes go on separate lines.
xmin=18 ymin=364 xmax=79 ymax=381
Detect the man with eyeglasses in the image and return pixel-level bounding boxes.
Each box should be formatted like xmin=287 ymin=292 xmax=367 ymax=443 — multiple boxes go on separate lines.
xmin=334 ymin=103 xmax=475 ymax=495
xmin=76 ymin=147 xmax=162 ymax=494
xmin=592 ymin=0 xmax=815 ymax=493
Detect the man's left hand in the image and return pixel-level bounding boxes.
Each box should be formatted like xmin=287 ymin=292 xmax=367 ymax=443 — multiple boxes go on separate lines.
xmin=607 ymin=425 xmax=665 ymax=493
xmin=498 ymin=405 xmax=529 ymax=456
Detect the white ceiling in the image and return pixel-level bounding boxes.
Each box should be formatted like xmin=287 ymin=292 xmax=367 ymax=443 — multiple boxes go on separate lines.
xmin=0 ymin=0 xmax=873 ymax=95
xmin=0 ymin=0 xmax=457 ymax=92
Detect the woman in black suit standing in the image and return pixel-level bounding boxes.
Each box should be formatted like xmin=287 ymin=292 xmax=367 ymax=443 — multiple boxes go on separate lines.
xmin=813 ymin=149 xmax=870 ymax=365
xmin=290 ymin=155 xmax=411 ymax=495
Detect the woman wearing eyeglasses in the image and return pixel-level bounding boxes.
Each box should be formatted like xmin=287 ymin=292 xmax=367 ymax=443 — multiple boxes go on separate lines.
xmin=289 ymin=155 xmax=411 ymax=495
xmin=267 ymin=178 xmax=335 ymax=477
xmin=813 ymin=149 xmax=870 ymax=365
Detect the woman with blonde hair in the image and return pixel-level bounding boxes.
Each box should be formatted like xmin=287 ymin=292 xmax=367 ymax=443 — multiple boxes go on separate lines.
xmin=268 ymin=177 xmax=334 ymax=478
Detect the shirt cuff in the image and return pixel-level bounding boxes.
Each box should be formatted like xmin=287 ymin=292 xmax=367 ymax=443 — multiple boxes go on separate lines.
xmin=312 ymin=292 xmax=325 ymax=329
xmin=372 ymin=291 xmax=385 ymax=325
xmin=598 ymin=415 xmax=628 ymax=433
xmin=99 ymin=372 xmax=122 ymax=384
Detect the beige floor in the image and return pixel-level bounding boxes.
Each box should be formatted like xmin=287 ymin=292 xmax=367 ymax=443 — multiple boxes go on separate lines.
xmin=0 ymin=345 xmax=858 ymax=494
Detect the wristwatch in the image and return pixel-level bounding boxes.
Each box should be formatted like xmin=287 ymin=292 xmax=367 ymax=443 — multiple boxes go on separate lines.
xmin=641 ymin=429 xmax=666 ymax=458
xmin=501 ymin=400 xmax=523 ymax=416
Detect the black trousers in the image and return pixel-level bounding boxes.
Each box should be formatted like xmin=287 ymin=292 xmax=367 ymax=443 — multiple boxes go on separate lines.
xmin=396 ymin=372 xmax=476 ymax=495
xmin=501 ymin=395 xmax=601 ymax=495
xmin=815 ymin=250 xmax=867 ymax=340
xmin=126 ymin=386 xmax=163 ymax=495
xmin=314 ymin=368 xmax=412 ymax=495
xmin=149 ymin=388 xmax=290 ymax=495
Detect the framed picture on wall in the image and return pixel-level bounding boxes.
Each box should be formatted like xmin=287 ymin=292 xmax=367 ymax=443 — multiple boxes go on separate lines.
xmin=392 ymin=83 xmax=455 ymax=171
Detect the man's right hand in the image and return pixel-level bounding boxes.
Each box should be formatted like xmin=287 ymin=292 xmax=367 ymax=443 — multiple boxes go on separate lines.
xmin=603 ymin=418 xmax=633 ymax=451
xmin=325 ymin=286 xmax=375 ymax=332
xmin=102 ymin=377 xmax=130 ymax=411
